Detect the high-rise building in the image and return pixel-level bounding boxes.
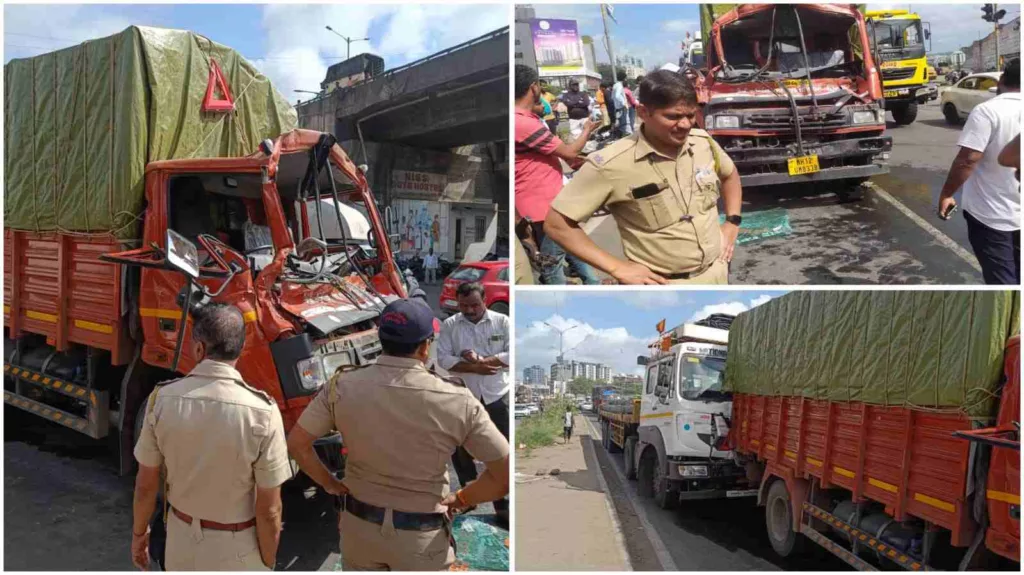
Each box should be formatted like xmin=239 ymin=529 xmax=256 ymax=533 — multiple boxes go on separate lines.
xmin=523 ymin=365 xmax=548 ymax=386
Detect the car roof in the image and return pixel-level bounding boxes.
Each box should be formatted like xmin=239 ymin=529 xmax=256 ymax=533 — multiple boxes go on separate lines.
xmin=967 ymin=72 xmax=1002 ymax=80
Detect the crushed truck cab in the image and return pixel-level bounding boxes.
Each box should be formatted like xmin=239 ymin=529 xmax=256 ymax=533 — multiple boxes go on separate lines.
xmin=696 ymin=4 xmax=892 ymax=188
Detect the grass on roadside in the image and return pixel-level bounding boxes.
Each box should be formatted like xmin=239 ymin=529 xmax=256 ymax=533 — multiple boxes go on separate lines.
xmin=516 ymin=398 xmax=577 ymax=453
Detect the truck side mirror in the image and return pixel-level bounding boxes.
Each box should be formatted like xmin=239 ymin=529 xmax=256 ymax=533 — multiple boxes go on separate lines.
xmin=165 ymin=229 xmax=200 ymax=279
xmin=637 ymin=356 xmax=649 ymax=366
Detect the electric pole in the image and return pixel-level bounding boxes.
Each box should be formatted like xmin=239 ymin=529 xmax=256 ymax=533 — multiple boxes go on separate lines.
xmin=600 ymin=4 xmax=618 ymax=83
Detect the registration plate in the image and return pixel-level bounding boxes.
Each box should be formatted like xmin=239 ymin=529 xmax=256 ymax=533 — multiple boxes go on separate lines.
xmin=787 ymin=154 xmax=820 ymax=176
xmin=883 ymin=89 xmax=911 ymax=98
xmin=443 ymin=299 xmax=458 ymax=307
xmin=726 ymin=489 xmax=759 ymax=498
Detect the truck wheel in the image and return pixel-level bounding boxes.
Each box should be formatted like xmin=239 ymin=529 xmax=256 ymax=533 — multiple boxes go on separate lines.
xmin=765 ymin=480 xmax=802 ymax=557
xmin=891 ymin=102 xmax=918 ymax=125
xmin=943 ymin=103 xmax=961 ymax=125
xmin=636 ymin=449 xmax=655 ymax=498
xmin=623 ymin=437 xmax=638 ymax=480
xmin=608 ymin=426 xmax=622 ymax=454
xmin=601 ymin=421 xmax=611 ymax=451
xmin=837 ymin=178 xmax=868 ymax=202
xmin=652 ymin=458 xmax=678 ymax=510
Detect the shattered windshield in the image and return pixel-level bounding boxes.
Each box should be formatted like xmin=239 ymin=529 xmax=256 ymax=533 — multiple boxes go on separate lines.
xmin=678 ymin=355 xmax=727 ymax=401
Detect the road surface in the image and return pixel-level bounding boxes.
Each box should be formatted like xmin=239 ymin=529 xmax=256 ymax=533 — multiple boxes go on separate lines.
xmin=570 ymin=98 xmax=984 ymax=285
xmin=578 ymin=413 xmax=851 ymax=571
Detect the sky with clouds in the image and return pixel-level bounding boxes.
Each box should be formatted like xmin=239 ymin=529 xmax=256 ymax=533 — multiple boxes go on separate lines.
xmin=515 ymin=290 xmax=785 ymax=379
xmin=3 ymin=3 xmax=508 ymax=102
xmin=530 ymin=3 xmax=1021 ymax=72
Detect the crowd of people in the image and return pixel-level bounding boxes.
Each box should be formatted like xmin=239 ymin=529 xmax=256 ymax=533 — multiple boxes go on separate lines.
xmin=515 ymin=56 xmax=1021 ymax=286
xmin=514 ymin=63 xmax=742 ymax=286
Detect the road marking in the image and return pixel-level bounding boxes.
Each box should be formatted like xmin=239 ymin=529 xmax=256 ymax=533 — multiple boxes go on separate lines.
xmin=579 ymin=414 xmax=634 ymax=571
xmin=865 ymin=181 xmax=982 ymax=273
xmin=583 ymin=415 xmax=679 ymax=572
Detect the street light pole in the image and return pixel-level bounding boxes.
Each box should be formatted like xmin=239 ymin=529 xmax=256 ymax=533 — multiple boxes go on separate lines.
xmin=545 ymin=322 xmax=577 ymax=389
xmin=600 ymin=4 xmax=619 ymax=83
xmin=325 ymin=26 xmax=370 ymax=60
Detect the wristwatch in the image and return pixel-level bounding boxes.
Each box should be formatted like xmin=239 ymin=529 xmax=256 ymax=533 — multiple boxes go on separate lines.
xmin=725 ymin=214 xmax=742 ymax=226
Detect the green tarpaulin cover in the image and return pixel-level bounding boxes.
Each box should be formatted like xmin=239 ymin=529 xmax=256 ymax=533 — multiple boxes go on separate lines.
xmin=725 ymin=291 xmax=1020 ymax=417
xmin=4 ymin=26 xmax=297 ymax=239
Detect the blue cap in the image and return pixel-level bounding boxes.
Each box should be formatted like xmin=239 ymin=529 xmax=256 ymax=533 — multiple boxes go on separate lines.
xmin=378 ymin=298 xmax=440 ymax=344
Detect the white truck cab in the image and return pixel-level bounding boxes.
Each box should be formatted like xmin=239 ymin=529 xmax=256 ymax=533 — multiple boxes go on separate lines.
xmin=634 ymin=318 xmax=756 ymax=508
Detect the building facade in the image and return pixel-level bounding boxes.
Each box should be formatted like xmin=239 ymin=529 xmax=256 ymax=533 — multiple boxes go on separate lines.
xmin=963 ymin=17 xmax=1021 ymax=72
xmin=524 ymin=365 xmax=548 ymax=386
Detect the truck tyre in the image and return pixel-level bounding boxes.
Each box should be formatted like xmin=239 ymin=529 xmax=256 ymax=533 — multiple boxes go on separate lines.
xmin=652 ymin=456 xmax=678 ymax=510
xmin=765 ymin=479 xmax=802 ymax=557
xmin=608 ymin=426 xmax=622 ymax=454
xmin=636 ymin=449 xmax=656 ymax=498
xmin=837 ymin=178 xmax=867 ymax=202
xmin=891 ymin=102 xmax=917 ymax=125
xmin=623 ymin=436 xmax=638 ymax=480
xmin=601 ymin=421 xmax=611 ymax=452
xmin=943 ymin=103 xmax=961 ymax=125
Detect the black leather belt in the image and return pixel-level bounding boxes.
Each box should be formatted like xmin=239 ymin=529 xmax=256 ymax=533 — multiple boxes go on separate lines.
xmin=343 ymin=495 xmax=446 ymax=532
xmin=663 ymin=261 xmax=716 ymax=280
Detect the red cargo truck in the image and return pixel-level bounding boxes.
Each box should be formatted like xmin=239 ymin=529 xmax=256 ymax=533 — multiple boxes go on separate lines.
xmin=726 ymin=291 xmax=1019 ymax=570
xmin=4 ymin=27 xmax=405 ymax=474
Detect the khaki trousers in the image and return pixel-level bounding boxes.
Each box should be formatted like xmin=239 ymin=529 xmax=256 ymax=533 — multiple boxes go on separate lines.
xmin=666 ymin=258 xmax=729 ymax=285
xmin=339 ymin=509 xmax=454 ymax=571
xmin=165 ymin=511 xmax=268 ymax=571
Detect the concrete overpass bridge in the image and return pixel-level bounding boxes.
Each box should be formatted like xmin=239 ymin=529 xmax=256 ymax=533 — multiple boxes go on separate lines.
xmin=296 ymin=27 xmax=508 ymax=151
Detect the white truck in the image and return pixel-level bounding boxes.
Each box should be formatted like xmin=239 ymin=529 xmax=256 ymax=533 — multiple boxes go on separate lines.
xmin=598 ymin=314 xmax=757 ymax=509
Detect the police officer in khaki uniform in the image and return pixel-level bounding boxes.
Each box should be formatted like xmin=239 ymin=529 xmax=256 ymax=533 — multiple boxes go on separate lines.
xmin=544 ymin=69 xmax=743 ymax=285
xmin=131 ymin=303 xmax=291 ymax=571
xmin=287 ymin=298 xmax=510 ymax=571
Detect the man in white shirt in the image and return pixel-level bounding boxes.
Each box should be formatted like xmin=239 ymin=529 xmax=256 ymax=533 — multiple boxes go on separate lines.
xmin=612 ymin=70 xmax=633 ymax=136
xmin=423 ymin=248 xmax=439 ymax=284
xmin=437 ymin=281 xmax=510 ymax=521
xmin=939 ymin=58 xmax=1020 ymax=285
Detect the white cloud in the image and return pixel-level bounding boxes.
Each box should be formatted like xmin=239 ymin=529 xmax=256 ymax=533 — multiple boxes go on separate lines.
xmin=516 ymin=314 xmax=651 ymax=377
xmin=256 ymin=4 xmax=507 ymax=98
xmin=686 ymin=294 xmax=775 ymax=323
xmin=661 ymin=19 xmax=698 ymax=34
xmin=866 ymin=3 xmax=1021 ymax=54
xmin=3 ymin=5 xmax=133 ymax=62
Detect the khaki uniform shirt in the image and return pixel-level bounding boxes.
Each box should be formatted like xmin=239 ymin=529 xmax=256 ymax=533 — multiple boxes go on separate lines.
xmin=551 ymin=126 xmax=736 ymax=276
xmin=134 ymin=360 xmax=291 ymax=524
xmin=297 ymin=355 xmax=509 ymax=514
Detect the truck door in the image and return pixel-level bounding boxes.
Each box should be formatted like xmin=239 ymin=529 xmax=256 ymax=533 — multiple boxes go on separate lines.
xmin=138 ymin=170 xmax=263 ymax=374
xmin=643 ymin=355 xmax=676 ymax=432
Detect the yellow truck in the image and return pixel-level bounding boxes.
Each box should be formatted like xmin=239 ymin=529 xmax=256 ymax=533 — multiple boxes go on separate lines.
xmin=864 ymin=9 xmax=934 ymax=125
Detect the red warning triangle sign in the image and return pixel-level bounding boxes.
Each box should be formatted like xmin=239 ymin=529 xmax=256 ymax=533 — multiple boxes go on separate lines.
xmin=202 ymin=59 xmax=235 ymax=112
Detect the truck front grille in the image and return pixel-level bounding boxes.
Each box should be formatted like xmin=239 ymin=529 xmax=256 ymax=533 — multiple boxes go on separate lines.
xmin=882 ymin=67 xmax=916 ymax=81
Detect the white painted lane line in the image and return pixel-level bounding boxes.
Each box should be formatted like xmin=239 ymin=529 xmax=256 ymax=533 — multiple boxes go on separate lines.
xmin=584 ymin=415 xmax=680 ymax=572
xmin=865 ymin=181 xmax=982 ymax=273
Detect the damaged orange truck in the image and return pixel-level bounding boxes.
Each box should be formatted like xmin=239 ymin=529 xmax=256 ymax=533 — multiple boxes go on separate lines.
xmin=3 ymin=26 xmax=405 ymax=474
xmin=693 ymin=4 xmax=892 ymax=190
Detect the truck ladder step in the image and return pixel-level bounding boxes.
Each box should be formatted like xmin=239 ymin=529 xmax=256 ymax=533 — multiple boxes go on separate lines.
xmin=802 ymin=503 xmax=929 ymax=571
xmin=4 ymin=364 xmax=109 ymax=439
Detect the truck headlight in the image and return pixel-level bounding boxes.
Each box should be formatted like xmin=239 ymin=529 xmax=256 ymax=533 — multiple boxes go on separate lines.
xmin=715 ymin=115 xmax=740 ymax=129
xmin=852 ymin=111 xmax=878 ymax=125
xmin=296 ymin=356 xmax=326 ymax=391
xmin=679 ymin=465 xmax=709 ymax=477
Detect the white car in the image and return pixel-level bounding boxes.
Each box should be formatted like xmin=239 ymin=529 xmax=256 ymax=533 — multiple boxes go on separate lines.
xmin=514 ymin=406 xmax=531 ymax=419
xmin=940 ymin=72 xmax=1001 ymax=125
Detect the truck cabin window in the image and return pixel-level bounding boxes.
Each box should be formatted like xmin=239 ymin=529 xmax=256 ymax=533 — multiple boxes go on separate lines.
xmin=869 ymin=19 xmax=925 ymax=60
xmin=717 ymin=8 xmax=858 ymax=80
xmin=168 ymin=174 xmax=272 ymax=272
xmin=679 ymin=356 xmax=727 ymax=401
xmin=274 ymin=151 xmax=383 ymax=277
xmin=655 ymin=359 xmax=674 ymax=401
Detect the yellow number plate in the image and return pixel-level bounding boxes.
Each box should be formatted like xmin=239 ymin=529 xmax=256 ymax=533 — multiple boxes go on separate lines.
xmin=788 ymin=155 xmax=820 ymax=176
xmin=880 ymin=61 xmax=900 ymax=69
xmin=884 ymin=89 xmax=911 ymax=98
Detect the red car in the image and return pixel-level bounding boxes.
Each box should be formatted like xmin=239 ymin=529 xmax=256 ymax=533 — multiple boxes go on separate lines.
xmin=440 ymin=260 xmax=509 ymax=316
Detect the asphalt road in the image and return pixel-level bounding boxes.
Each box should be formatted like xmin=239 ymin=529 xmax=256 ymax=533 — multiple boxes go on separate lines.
xmin=577 ymin=97 xmax=985 ymax=285
xmin=579 ymin=413 xmax=851 ymax=572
